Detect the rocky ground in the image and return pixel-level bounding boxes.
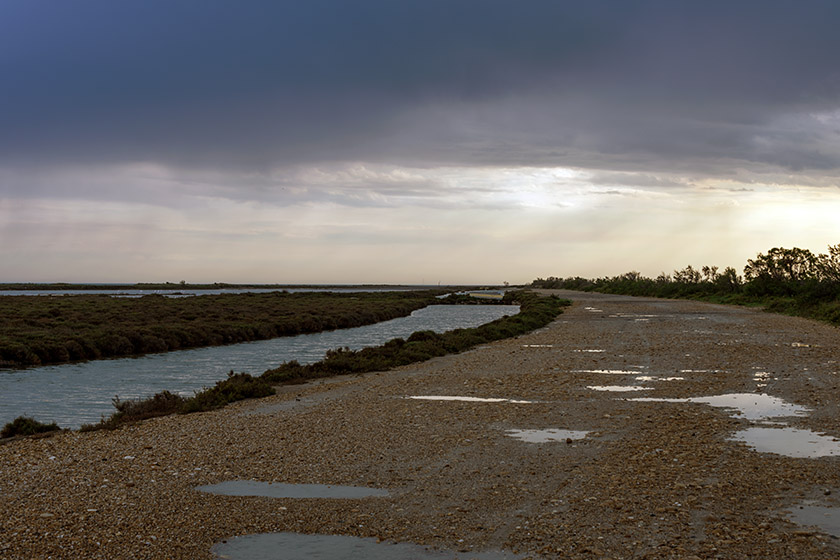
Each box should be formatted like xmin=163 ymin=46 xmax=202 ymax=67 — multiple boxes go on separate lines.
xmin=2 ymin=290 xmax=840 ymax=559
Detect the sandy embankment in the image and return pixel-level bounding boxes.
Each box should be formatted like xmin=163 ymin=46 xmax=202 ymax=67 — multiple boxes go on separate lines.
xmin=3 ymin=290 xmax=840 ymax=559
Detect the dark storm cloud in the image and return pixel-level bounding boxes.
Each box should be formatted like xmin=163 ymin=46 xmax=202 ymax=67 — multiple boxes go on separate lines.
xmin=2 ymin=0 xmax=840 ymax=174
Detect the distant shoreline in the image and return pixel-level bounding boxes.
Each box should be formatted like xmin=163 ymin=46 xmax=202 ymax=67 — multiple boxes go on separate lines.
xmin=0 ymin=282 xmax=509 ymax=291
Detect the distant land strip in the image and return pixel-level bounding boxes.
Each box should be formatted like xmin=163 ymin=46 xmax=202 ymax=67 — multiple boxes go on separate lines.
xmin=0 ymin=282 xmax=495 ymax=291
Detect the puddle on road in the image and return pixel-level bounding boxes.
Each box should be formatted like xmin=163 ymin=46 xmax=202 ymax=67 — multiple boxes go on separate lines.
xmin=573 ymin=349 xmax=606 ymax=353
xmin=609 ymin=313 xmax=661 ymax=321
xmin=572 ymin=369 xmax=645 ymax=375
xmin=629 ymin=392 xmax=840 ymax=460
xmin=583 ymin=307 xmax=604 ymax=313
xmin=731 ymin=427 xmax=840 ymax=458
xmin=631 ymin=393 xmax=811 ymax=421
xmin=212 ymin=533 xmax=527 ymax=560
xmin=506 ymin=429 xmax=589 ymax=443
xmin=522 ymin=344 xmax=554 ymax=348
xmin=197 ymin=480 xmax=389 ymax=499
xmin=635 ymin=376 xmax=685 ymax=382
xmin=408 ymin=396 xmax=537 ymax=404
xmin=588 ymin=385 xmax=652 ymax=392
xmin=788 ymin=505 xmax=840 ymax=538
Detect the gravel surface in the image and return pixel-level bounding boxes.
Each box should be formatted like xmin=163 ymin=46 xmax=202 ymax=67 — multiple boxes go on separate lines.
xmin=3 ymin=291 xmax=840 ymax=559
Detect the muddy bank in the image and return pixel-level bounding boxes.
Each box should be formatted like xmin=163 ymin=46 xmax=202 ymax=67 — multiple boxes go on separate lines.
xmin=2 ymin=291 xmax=840 ymax=559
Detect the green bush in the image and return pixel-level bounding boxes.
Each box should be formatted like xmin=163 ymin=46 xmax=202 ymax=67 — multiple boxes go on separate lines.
xmin=1 ymin=416 xmax=61 ymax=438
xmin=81 ymin=390 xmax=187 ymax=431
xmin=262 ymin=291 xmax=569 ymax=384
xmin=180 ymin=372 xmax=275 ymax=413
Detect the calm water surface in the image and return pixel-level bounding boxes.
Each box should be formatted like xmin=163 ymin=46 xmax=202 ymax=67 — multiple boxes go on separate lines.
xmin=0 ymin=305 xmax=517 ymax=429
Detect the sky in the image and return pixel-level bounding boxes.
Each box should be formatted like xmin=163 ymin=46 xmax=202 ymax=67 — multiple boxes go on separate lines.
xmin=2 ymin=1 xmax=840 ymax=284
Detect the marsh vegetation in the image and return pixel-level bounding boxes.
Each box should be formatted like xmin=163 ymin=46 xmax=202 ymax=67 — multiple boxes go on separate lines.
xmin=58 ymin=291 xmax=567 ymax=432
xmin=0 ymin=291 xmax=440 ymax=368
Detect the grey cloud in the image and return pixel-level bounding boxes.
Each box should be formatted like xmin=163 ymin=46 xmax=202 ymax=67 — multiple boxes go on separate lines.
xmin=1 ymin=1 xmax=840 ymax=181
xmin=585 ymin=171 xmax=695 ymax=190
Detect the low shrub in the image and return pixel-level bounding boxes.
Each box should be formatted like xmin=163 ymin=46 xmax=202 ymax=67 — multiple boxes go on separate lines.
xmin=262 ymin=291 xmax=569 ymax=384
xmin=180 ymin=372 xmax=275 ymax=413
xmin=1 ymin=416 xmax=61 ymax=438
xmin=115 ymin=390 xmax=186 ymax=422
xmin=82 ymin=390 xmax=186 ymax=431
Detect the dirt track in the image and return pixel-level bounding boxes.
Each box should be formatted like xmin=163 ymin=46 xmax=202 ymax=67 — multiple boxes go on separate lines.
xmin=3 ymin=291 xmax=840 ymax=559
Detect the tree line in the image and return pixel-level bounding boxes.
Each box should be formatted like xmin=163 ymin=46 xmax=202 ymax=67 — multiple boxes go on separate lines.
xmin=532 ymin=244 xmax=840 ymax=325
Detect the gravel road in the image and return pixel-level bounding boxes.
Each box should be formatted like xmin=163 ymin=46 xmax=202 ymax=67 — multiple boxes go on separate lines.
xmin=2 ymin=291 xmax=840 ymax=559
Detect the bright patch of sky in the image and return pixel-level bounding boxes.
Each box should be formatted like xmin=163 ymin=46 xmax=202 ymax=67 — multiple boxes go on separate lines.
xmin=4 ymin=162 xmax=838 ymax=283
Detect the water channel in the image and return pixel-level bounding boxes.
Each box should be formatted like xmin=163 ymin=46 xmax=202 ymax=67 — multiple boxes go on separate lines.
xmin=0 ymin=304 xmax=518 ymax=429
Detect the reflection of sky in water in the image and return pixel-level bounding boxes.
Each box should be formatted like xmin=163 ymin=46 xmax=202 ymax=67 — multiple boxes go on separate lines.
xmin=630 ymin=392 xmax=839 ymax=460
xmin=788 ymin=505 xmax=840 ymax=537
xmin=408 ymin=396 xmax=536 ymax=404
xmin=631 ymin=393 xmax=810 ymax=421
xmin=212 ymin=533 xmax=527 ymax=560
xmin=506 ymin=429 xmax=589 ymax=443
xmin=588 ymin=385 xmax=652 ymax=392
xmin=197 ymin=480 xmax=389 ymax=499
xmin=731 ymin=427 xmax=840 ymax=458
xmin=573 ymin=369 xmax=644 ymax=375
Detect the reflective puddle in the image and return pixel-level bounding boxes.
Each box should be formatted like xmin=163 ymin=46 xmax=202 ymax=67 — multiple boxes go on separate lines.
xmin=588 ymin=385 xmax=652 ymax=392
xmin=635 ymin=376 xmax=684 ymax=382
xmin=788 ymin=505 xmax=840 ymax=537
xmin=572 ymin=369 xmax=644 ymax=375
xmin=631 ymin=393 xmax=811 ymax=421
xmin=609 ymin=313 xmax=661 ymax=321
xmin=506 ymin=429 xmax=589 ymax=443
xmin=212 ymin=533 xmax=527 ymax=560
xmin=197 ymin=480 xmax=389 ymax=499
xmin=408 ymin=396 xmax=537 ymax=404
xmin=628 ymin=392 xmax=839 ymax=459
xmin=522 ymin=344 xmax=554 ymax=348
xmin=731 ymin=427 xmax=840 ymax=458
xmin=573 ymin=349 xmax=606 ymax=353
